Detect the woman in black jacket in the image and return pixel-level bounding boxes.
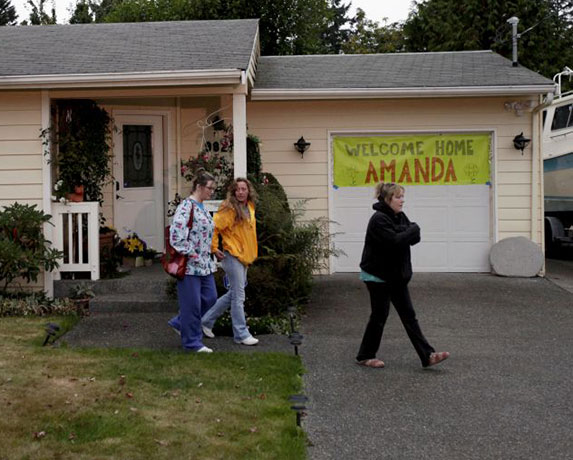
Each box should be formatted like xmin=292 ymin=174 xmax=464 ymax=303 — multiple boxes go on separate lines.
xmin=356 ymin=182 xmax=450 ymax=369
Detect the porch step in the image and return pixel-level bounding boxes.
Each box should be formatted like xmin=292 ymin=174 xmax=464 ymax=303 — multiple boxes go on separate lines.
xmin=90 ymin=293 xmax=178 ymax=313
xmin=54 ymin=264 xmax=177 ymax=314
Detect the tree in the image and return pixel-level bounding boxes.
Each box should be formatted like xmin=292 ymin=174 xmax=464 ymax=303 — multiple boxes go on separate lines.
xmin=342 ymin=8 xmax=405 ymax=54
xmin=0 ymin=0 xmax=17 ymax=25
xmin=26 ymin=0 xmax=57 ymax=25
xmin=89 ymin=0 xmax=336 ymax=55
xmin=69 ymin=0 xmax=93 ymax=23
xmin=320 ymin=0 xmax=354 ymax=54
xmin=402 ymin=0 xmax=573 ymax=78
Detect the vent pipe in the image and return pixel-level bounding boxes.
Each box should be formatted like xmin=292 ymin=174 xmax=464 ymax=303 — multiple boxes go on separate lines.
xmin=507 ymin=16 xmax=519 ymax=67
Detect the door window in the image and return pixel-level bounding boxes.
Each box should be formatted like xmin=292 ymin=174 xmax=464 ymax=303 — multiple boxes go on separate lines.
xmin=123 ymin=125 xmax=153 ymax=188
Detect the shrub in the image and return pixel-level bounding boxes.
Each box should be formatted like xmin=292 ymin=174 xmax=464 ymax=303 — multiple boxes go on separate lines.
xmin=0 ymin=292 xmax=77 ymax=317
xmin=0 ymin=203 xmax=63 ymax=294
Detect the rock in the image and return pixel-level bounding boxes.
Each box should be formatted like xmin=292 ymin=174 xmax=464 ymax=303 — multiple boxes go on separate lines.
xmin=490 ymin=236 xmax=543 ymax=277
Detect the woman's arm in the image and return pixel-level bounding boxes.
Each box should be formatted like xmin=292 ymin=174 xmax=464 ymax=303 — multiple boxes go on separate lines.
xmin=369 ymin=214 xmax=420 ymax=247
xmin=169 ymin=200 xmax=193 ymax=255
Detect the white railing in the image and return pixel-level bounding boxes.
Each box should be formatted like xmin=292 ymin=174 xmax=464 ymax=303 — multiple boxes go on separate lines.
xmin=52 ymin=201 xmax=100 ymax=280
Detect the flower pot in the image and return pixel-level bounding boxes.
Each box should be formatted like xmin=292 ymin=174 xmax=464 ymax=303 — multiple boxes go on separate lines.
xmin=135 ymin=256 xmax=145 ymax=267
xmin=144 ymin=259 xmax=153 ymax=267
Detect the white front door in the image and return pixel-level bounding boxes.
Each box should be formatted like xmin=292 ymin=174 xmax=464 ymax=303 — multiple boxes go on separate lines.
xmin=113 ymin=114 xmax=164 ymax=252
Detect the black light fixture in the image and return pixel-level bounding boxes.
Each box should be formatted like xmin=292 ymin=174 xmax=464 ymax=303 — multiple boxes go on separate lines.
xmin=289 ymin=332 xmax=303 ymax=356
xmin=294 ymin=136 xmax=311 ymax=158
xmin=513 ymin=132 xmax=531 ymax=154
xmin=288 ymin=394 xmax=308 ymax=427
xmin=43 ymin=322 xmax=60 ymax=346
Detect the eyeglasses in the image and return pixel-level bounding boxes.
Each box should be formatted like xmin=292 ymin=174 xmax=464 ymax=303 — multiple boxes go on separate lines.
xmin=204 ymin=186 xmax=216 ymax=191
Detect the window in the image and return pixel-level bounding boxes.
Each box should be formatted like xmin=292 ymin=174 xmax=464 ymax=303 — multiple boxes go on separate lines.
xmin=551 ymin=104 xmax=573 ymax=131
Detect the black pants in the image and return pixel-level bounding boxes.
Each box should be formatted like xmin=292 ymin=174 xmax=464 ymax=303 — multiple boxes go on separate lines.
xmin=356 ymin=281 xmax=435 ymax=366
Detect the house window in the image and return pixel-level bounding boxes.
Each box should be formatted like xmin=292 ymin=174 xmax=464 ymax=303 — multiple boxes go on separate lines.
xmin=551 ymin=104 xmax=573 ymax=131
xmin=123 ymin=125 xmax=153 ymax=188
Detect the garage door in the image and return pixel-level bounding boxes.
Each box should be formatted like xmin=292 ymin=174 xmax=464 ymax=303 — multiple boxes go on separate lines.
xmin=331 ymin=133 xmax=492 ymax=273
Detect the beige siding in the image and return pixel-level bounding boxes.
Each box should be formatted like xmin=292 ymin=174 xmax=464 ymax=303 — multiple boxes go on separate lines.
xmin=0 ymin=91 xmax=45 ymax=290
xmin=0 ymin=91 xmax=44 ymax=206
xmin=247 ymin=96 xmax=542 ymax=245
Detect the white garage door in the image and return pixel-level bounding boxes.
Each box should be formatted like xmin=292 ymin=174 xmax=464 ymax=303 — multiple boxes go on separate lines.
xmin=332 ymin=184 xmax=491 ymax=272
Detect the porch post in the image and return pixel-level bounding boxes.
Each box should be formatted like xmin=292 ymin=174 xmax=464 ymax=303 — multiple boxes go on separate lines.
xmin=233 ymin=74 xmax=248 ymax=178
xmin=41 ymin=90 xmax=54 ymax=297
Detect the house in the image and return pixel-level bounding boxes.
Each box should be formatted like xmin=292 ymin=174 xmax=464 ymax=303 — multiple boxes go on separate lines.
xmin=0 ymin=19 xmax=555 ymax=294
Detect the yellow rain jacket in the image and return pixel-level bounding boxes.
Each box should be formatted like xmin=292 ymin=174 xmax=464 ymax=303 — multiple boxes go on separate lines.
xmin=211 ymin=201 xmax=258 ymax=266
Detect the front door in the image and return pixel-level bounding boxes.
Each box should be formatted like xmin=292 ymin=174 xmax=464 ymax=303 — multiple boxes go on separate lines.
xmin=113 ymin=114 xmax=164 ymax=252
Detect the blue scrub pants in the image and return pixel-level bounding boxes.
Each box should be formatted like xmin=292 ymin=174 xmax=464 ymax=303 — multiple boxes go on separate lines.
xmin=169 ymin=274 xmax=217 ymax=351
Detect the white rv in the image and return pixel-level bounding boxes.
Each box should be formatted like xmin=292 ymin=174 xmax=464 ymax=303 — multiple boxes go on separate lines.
xmin=543 ymin=67 xmax=573 ymax=255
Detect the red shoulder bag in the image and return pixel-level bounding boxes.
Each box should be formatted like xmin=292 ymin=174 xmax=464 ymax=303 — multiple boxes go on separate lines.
xmin=161 ymin=203 xmax=194 ymax=280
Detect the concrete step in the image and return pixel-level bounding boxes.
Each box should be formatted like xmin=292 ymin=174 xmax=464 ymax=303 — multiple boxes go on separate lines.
xmin=89 ymin=294 xmax=178 ymax=313
xmin=54 ymin=264 xmax=173 ymax=298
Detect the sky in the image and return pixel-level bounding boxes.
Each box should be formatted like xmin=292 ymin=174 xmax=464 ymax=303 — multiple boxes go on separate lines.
xmin=10 ymin=0 xmax=415 ymax=25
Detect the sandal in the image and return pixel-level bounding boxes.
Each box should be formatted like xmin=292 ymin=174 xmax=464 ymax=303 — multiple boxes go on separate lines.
xmin=357 ymin=358 xmax=385 ymax=368
xmin=425 ymin=351 xmax=450 ymax=368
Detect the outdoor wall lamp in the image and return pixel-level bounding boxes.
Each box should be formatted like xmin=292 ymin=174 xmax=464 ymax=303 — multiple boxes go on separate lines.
xmin=294 ymin=136 xmax=311 ymax=158
xmin=513 ymin=132 xmax=531 ymax=154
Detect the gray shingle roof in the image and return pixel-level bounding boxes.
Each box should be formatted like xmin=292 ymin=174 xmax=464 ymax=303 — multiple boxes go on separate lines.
xmin=0 ymin=19 xmax=258 ymax=76
xmin=254 ymin=51 xmax=553 ymax=89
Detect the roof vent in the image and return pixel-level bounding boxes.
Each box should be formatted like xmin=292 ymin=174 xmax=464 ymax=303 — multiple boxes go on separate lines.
xmin=507 ymin=16 xmax=519 ymax=67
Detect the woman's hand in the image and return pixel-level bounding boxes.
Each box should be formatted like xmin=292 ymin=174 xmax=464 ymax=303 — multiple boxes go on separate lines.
xmin=214 ymin=249 xmax=225 ymax=261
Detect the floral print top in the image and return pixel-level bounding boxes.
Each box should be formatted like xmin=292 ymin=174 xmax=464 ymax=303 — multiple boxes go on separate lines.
xmin=169 ymin=198 xmax=216 ymax=276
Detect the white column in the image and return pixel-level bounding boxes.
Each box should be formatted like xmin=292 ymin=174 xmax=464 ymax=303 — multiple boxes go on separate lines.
xmin=41 ymin=90 xmax=54 ymax=297
xmin=233 ymin=91 xmax=247 ymax=178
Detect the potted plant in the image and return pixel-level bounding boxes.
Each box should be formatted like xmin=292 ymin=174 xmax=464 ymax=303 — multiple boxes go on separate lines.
xmin=117 ymin=232 xmax=147 ymax=268
xmin=69 ymin=282 xmax=95 ymax=316
xmin=143 ymin=247 xmax=158 ymax=266
xmin=43 ymin=99 xmax=114 ymax=205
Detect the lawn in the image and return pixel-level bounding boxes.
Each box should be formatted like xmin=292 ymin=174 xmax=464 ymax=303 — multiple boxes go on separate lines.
xmin=0 ymin=317 xmax=306 ymax=460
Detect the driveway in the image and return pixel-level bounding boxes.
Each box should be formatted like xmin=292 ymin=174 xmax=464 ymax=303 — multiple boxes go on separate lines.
xmin=301 ymin=270 xmax=573 ymax=459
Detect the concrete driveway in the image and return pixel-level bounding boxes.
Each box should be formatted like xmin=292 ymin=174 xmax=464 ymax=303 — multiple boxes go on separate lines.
xmin=301 ymin=268 xmax=573 ymax=459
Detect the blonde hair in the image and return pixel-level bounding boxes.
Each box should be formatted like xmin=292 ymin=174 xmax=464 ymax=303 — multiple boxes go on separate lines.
xmin=374 ymin=182 xmax=405 ymax=205
xmin=222 ymin=178 xmax=257 ymax=222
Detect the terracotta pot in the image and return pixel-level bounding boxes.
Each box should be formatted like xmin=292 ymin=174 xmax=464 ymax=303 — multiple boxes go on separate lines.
xmin=73 ymin=298 xmax=90 ymax=316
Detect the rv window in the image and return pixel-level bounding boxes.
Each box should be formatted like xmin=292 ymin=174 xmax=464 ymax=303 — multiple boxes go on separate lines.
xmin=543 ymin=110 xmax=547 ymax=127
xmin=551 ymin=104 xmax=573 ymax=130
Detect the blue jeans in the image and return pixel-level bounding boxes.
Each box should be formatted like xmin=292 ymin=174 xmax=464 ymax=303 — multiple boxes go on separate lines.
xmin=202 ymin=253 xmax=251 ymax=341
xmin=169 ymin=274 xmax=217 ymax=351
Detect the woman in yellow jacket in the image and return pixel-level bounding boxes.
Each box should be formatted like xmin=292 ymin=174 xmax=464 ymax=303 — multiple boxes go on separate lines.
xmin=201 ymin=178 xmax=259 ymax=345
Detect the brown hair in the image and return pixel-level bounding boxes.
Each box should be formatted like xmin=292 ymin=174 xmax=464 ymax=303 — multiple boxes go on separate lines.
xmin=374 ymin=182 xmax=405 ymax=205
xmin=190 ymin=168 xmax=215 ymax=192
xmin=222 ymin=178 xmax=257 ymax=222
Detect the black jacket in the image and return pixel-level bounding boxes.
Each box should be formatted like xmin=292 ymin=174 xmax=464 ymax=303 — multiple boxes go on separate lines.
xmin=360 ymin=200 xmax=420 ymax=283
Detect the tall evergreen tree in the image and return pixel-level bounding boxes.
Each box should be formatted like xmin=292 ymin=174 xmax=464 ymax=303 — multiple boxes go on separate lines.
xmin=320 ymin=0 xmax=354 ymax=54
xmin=403 ymin=0 xmax=573 ymax=78
xmin=26 ymin=0 xmax=57 ymax=25
xmin=0 ymin=0 xmax=17 ymax=25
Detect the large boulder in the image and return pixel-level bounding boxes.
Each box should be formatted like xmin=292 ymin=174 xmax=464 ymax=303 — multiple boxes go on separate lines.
xmin=490 ymin=236 xmax=543 ymax=277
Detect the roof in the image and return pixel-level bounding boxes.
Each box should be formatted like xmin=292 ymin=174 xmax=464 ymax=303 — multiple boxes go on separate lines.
xmin=251 ymin=51 xmax=556 ymax=100
xmin=0 ymin=19 xmax=259 ymax=88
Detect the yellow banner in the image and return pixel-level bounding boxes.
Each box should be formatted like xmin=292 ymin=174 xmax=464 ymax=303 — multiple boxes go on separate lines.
xmin=333 ymin=133 xmax=491 ymax=187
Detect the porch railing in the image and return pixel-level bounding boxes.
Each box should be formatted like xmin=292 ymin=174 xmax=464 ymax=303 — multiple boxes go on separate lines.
xmin=51 ymin=201 xmax=100 ymax=280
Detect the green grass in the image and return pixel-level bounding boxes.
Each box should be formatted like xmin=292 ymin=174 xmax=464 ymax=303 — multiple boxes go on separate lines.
xmin=0 ymin=317 xmax=306 ymax=459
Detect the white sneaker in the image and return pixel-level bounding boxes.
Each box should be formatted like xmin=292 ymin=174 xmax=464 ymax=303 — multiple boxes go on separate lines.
xmin=202 ymin=325 xmax=215 ymax=339
xmin=197 ymin=346 xmax=213 ymax=353
xmin=236 ymin=336 xmax=259 ymax=346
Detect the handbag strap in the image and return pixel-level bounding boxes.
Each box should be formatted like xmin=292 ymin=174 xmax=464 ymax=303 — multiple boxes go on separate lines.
xmin=187 ymin=202 xmax=194 ymax=229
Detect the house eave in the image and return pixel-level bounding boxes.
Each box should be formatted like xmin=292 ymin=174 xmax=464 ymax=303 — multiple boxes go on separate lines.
xmin=0 ymin=69 xmax=244 ymax=90
xmin=250 ymin=85 xmax=557 ymax=100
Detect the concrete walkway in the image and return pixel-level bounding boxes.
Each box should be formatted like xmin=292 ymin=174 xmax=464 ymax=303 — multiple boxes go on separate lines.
xmin=301 ymin=271 xmax=573 ymax=459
